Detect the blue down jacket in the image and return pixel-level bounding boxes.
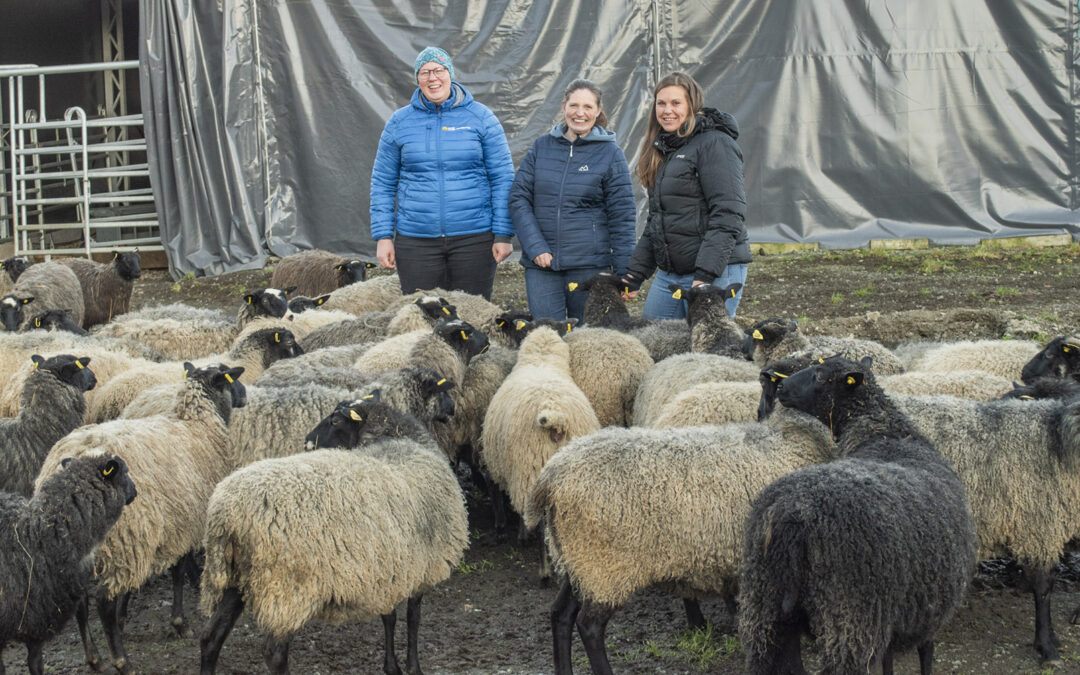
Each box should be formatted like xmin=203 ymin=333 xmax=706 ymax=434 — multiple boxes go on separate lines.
xmin=509 ymin=123 xmax=637 ymax=274
xmin=370 ymin=82 xmax=515 ymax=240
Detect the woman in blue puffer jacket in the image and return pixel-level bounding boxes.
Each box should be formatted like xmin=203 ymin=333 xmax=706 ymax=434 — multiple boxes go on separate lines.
xmin=370 ymin=47 xmax=515 ymax=300
xmin=509 ymin=79 xmax=637 ymax=323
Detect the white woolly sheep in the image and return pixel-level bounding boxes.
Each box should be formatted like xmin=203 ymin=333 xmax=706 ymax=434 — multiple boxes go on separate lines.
xmin=300 ymin=311 xmax=394 ymax=351
xmin=320 ymin=273 xmax=402 ymax=315
xmin=878 ymin=368 xmax=1014 ymax=400
xmin=270 ymin=249 xmax=376 ymax=297
xmin=563 ymin=326 xmax=654 ymax=428
xmin=899 ymin=337 xmax=1040 ymax=380
xmin=56 ymin=251 xmax=141 ymax=328
xmin=1 ymin=261 xmax=85 ymax=330
xmin=650 ymin=380 xmax=763 ymax=428
xmin=631 ymin=352 xmax=760 ymax=427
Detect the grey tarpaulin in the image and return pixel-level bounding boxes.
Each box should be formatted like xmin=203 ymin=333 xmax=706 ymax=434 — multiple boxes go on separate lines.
xmin=140 ymin=0 xmax=1079 ymax=277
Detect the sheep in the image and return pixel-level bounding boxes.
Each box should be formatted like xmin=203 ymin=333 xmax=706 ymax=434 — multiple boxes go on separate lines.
xmin=525 ymin=407 xmax=836 ymax=675
xmin=91 ymin=314 xmax=237 ymax=359
xmin=1 ymin=261 xmax=85 ymax=330
xmin=899 ymin=337 xmax=1040 ymax=380
xmin=631 ymin=352 xmax=760 ymax=427
xmin=499 ymin=316 xmax=573 ymax=348
xmin=116 ymin=302 xmax=229 ymax=324
xmin=285 ymin=293 xmax=331 ymax=313
xmin=386 ymin=288 xmax=502 ymax=334
xmin=236 ymin=286 xmax=295 ymax=328
xmin=0 ymin=255 xmax=30 ymax=295
xmin=269 ymin=249 xmax=376 ymax=297
xmin=1000 ymin=376 xmax=1080 ymax=401
xmin=85 ymin=327 xmax=301 ymax=424
xmin=878 ymin=369 xmax=1014 ymax=400
xmin=564 ymin=326 xmax=654 ymax=428
xmin=56 ymin=251 xmax=142 ymax=328
xmin=254 ymin=344 xmax=375 ymax=389
xmin=385 ymin=295 xmax=460 ymax=336
xmin=743 ymin=316 xmax=906 ymax=375
xmin=354 ymin=318 xmax=489 ymax=380
xmin=20 ymin=308 xmax=88 ymax=335
xmin=481 ymin=326 xmax=600 ymax=581
xmin=199 ymin=395 xmax=468 ymax=675
xmin=0 ymin=454 xmax=136 ymax=675
xmin=320 ymin=273 xmax=402 ymax=315
xmin=300 ymin=311 xmax=394 ymax=351
xmin=236 ymin=305 xmax=358 ymax=345
xmin=35 ymin=363 xmax=247 ymax=674
xmin=1021 ymin=334 xmax=1080 ymax=383
xmin=673 ymin=282 xmax=746 ymax=357
xmin=0 ymin=354 xmax=96 ymax=497
xmin=740 ymin=356 xmax=976 ymax=674
xmin=650 ymin=380 xmax=763 ymax=428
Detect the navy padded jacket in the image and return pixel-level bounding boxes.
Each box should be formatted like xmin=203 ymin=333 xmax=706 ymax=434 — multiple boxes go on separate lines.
xmin=370 ymin=82 xmax=515 ymax=240
xmin=509 ymin=124 xmax=636 ymax=274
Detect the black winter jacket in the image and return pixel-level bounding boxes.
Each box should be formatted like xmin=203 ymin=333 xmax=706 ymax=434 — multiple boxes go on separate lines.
xmin=627 ymin=108 xmax=750 ymax=284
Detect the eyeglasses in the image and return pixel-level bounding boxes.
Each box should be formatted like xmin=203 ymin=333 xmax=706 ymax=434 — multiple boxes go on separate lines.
xmin=418 ymin=66 xmax=448 ymax=80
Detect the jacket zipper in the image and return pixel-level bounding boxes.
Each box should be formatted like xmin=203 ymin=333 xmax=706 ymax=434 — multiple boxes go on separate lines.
xmin=437 ymin=106 xmax=446 ymax=236
xmin=555 ymin=140 xmax=575 ymax=266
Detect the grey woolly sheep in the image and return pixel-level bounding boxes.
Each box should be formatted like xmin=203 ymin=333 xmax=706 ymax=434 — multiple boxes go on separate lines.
xmin=117 ymin=302 xmax=229 ymax=324
xmin=899 ymin=337 xmax=1040 ymax=380
xmin=354 ymin=318 xmax=489 ymax=379
xmin=91 ymin=314 xmax=237 ymax=360
xmin=631 ymin=352 xmax=759 ymax=427
xmin=442 ymin=344 xmax=518 ymax=469
xmin=526 ymin=408 xmax=836 ymax=674
xmin=286 ymin=293 xmax=332 ymax=313
xmin=388 ymin=288 xmax=528 ymax=349
xmin=879 ymin=368 xmax=1014 ymax=400
xmin=300 ymin=311 xmax=394 ymax=351
xmin=35 ymin=363 xmax=247 ymax=674
xmin=56 ymin=251 xmax=142 ymax=328
xmin=568 ymin=272 xmax=690 ymax=360
xmin=740 ymin=356 xmax=976 ymax=674
xmin=1021 ymin=334 xmax=1080 ymax=383
xmin=270 ymin=249 xmax=376 ymax=297
xmin=650 ymin=380 xmax=762 ymax=428
xmin=254 ymin=343 xmax=375 ymax=389
xmin=0 ymin=354 xmax=96 ymax=497
xmin=20 ymin=308 xmax=88 ymax=335
xmin=320 ymin=273 xmax=402 ymax=315
xmin=0 ymin=255 xmax=30 ymax=295
xmin=1 ymin=261 xmax=85 ymax=330
xmin=0 ymin=454 xmax=136 ymax=675
xmin=481 ymin=327 xmax=600 ymax=581
xmin=743 ymin=317 xmax=905 ymax=375
xmin=674 ymin=282 xmax=746 ymax=357
xmin=564 ymin=327 xmax=653 ymax=428
xmin=200 ymin=396 xmax=468 ymax=675
xmin=235 ymin=305 xmax=357 ymax=345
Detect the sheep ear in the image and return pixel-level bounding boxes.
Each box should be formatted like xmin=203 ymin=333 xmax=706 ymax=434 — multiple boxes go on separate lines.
xmin=21 ymin=296 xmax=34 ymax=305
xmin=460 ymin=330 xmax=470 ymax=341
xmin=61 ymin=457 xmax=73 ymax=469
xmin=442 ymin=305 xmax=453 ymax=315
xmin=30 ymin=354 xmax=43 ymax=369
xmin=1012 ymin=381 xmax=1023 ymax=389
xmin=334 ymin=264 xmax=345 ymax=271
xmin=752 ymin=329 xmax=763 ymax=340
xmin=725 ymin=283 xmax=742 ymax=298
xmin=244 ymin=293 xmax=254 ymax=305
xmin=844 ymin=372 xmax=864 ymax=388
xmin=514 ymin=319 xmax=528 ymax=330
xmin=33 ymin=316 xmax=41 ymax=327
xmin=349 ymin=409 xmax=364 ymax=422
xmin=101 ymin=459 xmax=119 ymax=478
xmin=314 ymin=294 xmax=330 ymax=305
xmin=365 ymin=261 xmax=377 ymax=269
xmin=359 ymin=388 xmax=381 ymax=404
xmin=73 ymin=358 xmax=88 ymax=370
xmin=223 ymin=367 xmax=245 ymax=384
xmin=183 ymin=362 xmax=195 ymax=377
xmin=113 ymin=251 xmax=119 ymax=260
xmin=284 ymin=286 xmax=298 ymax=295
xmin=413 ymin=297 xmax=422 ymax=304
xmin=859 ymin=356 xmax=874 ymax=370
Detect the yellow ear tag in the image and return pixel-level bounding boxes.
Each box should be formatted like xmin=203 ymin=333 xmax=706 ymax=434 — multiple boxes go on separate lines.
xmin=496 ymin=320 xmax=505 ymax=327
xmin=436 ymin=378 xmax=447 ymax=386
xmin=34 ymin=317 xmax=40 ymax=327
xmin=818 ymin=358 xmax=825 ymax=364
xmin=623 ymin=286 xmax=631 ymax=295
xmin=566 ymin=322 xmax=572 ymax=332
xmin=1065 ymin=346 xmax=1073 ymax=353
xmin=460 ymin=330 xmax=469 ymax=341
xmin=246 ymin=297 xmax=252 ymax=304
xmin=224 ymin=373 xmax=234 ymax=384
xmin=752 ymin=330 xmax=763 ymax=340
xmin=350 ymin=410 xmax=363 ymax=421
xmin=729 ymin=288 xmax=737 ymax=298
xmin=113 ymin=252 xmax=118 ymax=260
xmin=75 ymin=360 xmax=84 ymax=370
xmin=1020 ymin=395 xmax=1034 ymax=400
xmin=102 ymin=465 xmax=115 ymax=477
xmin=31 ymin=361 xmax=38 ymax=371
xmin=515 ymin=320 xmax=527 ymax=330
xmin=775 ymin=372 xmax=788 ymax=378
xmin=846 ymin=376 xmax=856 ymax=385
xmin=671 ymin=289 xmax=683 ymax=300
xmin=442 ymin=307 xmax=451 ymax=315
xmin=567 ymin=282 xmax=579 ymax=291
xmin=362 ymin=393 xmax=375 ymax=400
xmin=274 ymin=332 xmax=280 ymax=343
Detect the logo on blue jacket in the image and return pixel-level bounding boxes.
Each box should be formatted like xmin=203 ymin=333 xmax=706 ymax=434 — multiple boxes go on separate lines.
xmin=577 ymin=165 xmax=589 ymax=172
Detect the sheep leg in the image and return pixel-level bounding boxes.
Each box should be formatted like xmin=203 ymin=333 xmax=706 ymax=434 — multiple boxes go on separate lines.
xmin=881 ymin=647 xmax=894 ymax=675
xmin=199 ymin=587 xmax=245 ymax=675
xmin=75 ymin=595 xmax=105 ymax=671
xmin=489 ymin=479 xmax=508 ymax=535
xmin=551 ymin=579 xmax=581 ymax=675
xmin=381 ymin=608 xmax=403 ymax=675
xmin=575 ymin=600 xmax=616 ymax=675
xmin=916 ymin=640 xmax=934 ymax=675
xmin=405 ymin=594 xmax=423 ymax=675
xmin=170 ymin=554 xmax=195 ymax=637
xmin=25 ymin=640 xmax=43 ymax=675
xmin=98 ymin=592 xmax=132 ymax=674
xmin=1029 ymin=567 xmax=1062 ymax=665
xmin=538 ymin=521 xmax=553 ymax=586
xmin=263 ymin=635 xmax=291 ymax=674
xmin=0 ymin=644 xmax=5 ymax=675
xmin=683 ymin=597 xmax=707 ymax=630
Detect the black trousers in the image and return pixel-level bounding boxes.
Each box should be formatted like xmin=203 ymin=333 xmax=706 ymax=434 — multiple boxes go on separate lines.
xmin=395 ymin=232 xmax=498 ymax=300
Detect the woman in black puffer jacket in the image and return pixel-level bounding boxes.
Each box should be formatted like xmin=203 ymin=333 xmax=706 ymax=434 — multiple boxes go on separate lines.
xmin=622 ymin=72 xmax=750 ymax=319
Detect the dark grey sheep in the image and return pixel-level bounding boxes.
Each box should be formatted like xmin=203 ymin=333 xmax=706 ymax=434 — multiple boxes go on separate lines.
xmin=1021 ymin=335 xmax=1080 ymax=384
xmin=2 ymin=261 xmax=85 ymax=330
xmin=0 ymin=255 xmax=30 ymax=295
xmin=0 ymin=454 xmax=136 ymax=675
xmin=743 ymin=316 xmax=906 ymax=374
xmin=56 ymin=251 xmax=142 ymax=328
xmin=1001 ymin=376 xmax=1080 ymax=401
xmin=0 ymin=354 xmax=97 ymax=497
xmin=569 ymin=271 xmax=689 ymax=360
xmin=673 ymin=282 xmax=746 ymax=357
xmin=740 ymin=355 xmax=976 ymax=674
xmin=19 ymin=308 xmax=88 ymax=335
xmin=270 ymin=249 xmax=376 ymax=297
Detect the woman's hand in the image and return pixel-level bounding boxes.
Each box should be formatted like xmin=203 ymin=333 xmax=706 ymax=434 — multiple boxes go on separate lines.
xmin=533 ymin=253 xmax=552 ymax=268
xmin=493 ymin=242 xmax=513 ymax=263
xmin=376 ymin=239 xmax=396 ymax=269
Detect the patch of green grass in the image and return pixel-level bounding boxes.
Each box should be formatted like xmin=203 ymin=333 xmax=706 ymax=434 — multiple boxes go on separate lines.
xmin=830 ymin=292 xmax=844 ymax=304
xmin=919 ymin=258 xmax=954 ymax=275
xmin=675 ymin=625 xmax=739 ymax=669
xmin=853 ymin=283 xmax=875 ymax=297
xmin=455 ymin=558 xmax=493 ymax=575
xmin=919 ymin=288 xmax=932 ymax=295
xmin=994 ymin=286 xmax=1021 ymax=297
xmin=171 ymin=271 xmax=196 ymax=292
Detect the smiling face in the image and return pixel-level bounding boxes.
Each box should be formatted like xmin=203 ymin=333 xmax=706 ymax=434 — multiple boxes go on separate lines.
xmin=417 ymin=63 xmax=451 ymax=104
xmin=655 ymin=85 xmax=691 ymax=133
xmin=562 ymin=88 xmax=600 ymax=139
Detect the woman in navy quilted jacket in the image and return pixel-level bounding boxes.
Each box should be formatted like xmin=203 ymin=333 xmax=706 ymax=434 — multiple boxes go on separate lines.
xmin=370 ymin=47 xmax=515 ymax=300
xmin=509 ymin=79 xmax=636 ymax=322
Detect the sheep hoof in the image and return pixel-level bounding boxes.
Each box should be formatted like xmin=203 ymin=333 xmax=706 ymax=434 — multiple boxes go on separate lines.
xmin=1040 ymin=658 xmax=1063 ymax=669
xmin=86 ymin=655 xmax=105 ymax=672
xmin=1072 ymin=607 xmax=1080 ymax=625
xmin=111 ymin=656 xmax=132 ymax=674
xmin=171 ymin=615 xmax=194 ymax=638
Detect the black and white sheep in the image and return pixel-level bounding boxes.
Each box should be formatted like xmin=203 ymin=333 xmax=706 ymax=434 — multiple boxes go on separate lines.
xmin=1 ymin=261 xmax=85 ymax=330
xmin=236 ymin=286 xmax=296 ymax=328
xmin=270 ymin=249 xmax=376 ymax=297
xmin=0 ymin=454 xmax=136 ymax=675
xmin=285 ymin=293 xmax=331 ymax=314
xmin=0 ymin=354 xmax=96 ymax=497
xmin=320 ymin=273 xmax=402 ymax=315
xmin=56 ymin=251 xmax=142 ymax=328
xmin=200 ymin=394 xmax=468 ymax=675
xmin=739 ymin=356 xmax=976 ymax=674
xmin=743 ymin=316 xmax=906 ymax=375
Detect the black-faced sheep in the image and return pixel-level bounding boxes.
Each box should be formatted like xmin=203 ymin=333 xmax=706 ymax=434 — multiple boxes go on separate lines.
xmin=56 ymin=251 xmax=142 ymax=328
xmin=1021 ymin=335 xmax=1080 ymax=383
xmin=285 ymin=293 xmax=331 ymax=313
xmin=1 ymin=261 xmax=85 ymax=330
xmin=20 ymin=308 xmax=88 ymax=335
xmin=200 ymin=395 xmax=468 ymax=675
xmin=740 ymin=356 xmax=976 ymax=674
xmin=0 ymin=354 xmax=96 ymax=497
xmin=236 ymin=286 xmax=295 ymax=328
xmin=569 ymin=272 xmax=690 ymax=360
xmin=0 ymin=255 xmax=30 ymax=294
xmin=672 ymin=282 xmax=745 ymax=357
xmin=0 ymin=454 xmax=136 ymax=675
xmin=743 ymin=316 xmax=906 ymax=375
xmin=270 ymin=249 xmax=376 ymax=297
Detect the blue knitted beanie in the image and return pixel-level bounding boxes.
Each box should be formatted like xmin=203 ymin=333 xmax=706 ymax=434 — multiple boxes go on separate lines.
xmin=414 ymin=46 xmax=455 ymax=82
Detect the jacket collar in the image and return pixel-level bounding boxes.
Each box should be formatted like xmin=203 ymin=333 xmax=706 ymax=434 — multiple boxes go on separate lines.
xmin=548 ymin=122 xmax=616 ymax=144
xmin=412 ymin=81 xmax=472 ymax=112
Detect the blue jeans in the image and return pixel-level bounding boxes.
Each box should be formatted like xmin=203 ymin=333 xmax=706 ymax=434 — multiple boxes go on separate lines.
xmin=640 ymin=264 xmax=748 ymax=320
xmin=524 ymin=266 xmax=609 ymax=323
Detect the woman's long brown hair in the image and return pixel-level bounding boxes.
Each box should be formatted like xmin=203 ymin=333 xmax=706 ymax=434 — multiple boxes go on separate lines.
xmin=636 ymin=72 xmax=704 ymax=189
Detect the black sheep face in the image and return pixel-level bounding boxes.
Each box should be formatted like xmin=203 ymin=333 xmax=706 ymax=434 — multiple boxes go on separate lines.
xmin=1021 ymin=336 xmax=1080 ymax=384
xmin=434 ymin=318 xmax=490 ymax=362
xmin=25 ymin=308 xmax=88 ymax=335
xmin=568 ymin=271 xmax=623 ymax=295
xmin=335 ymin=260 xmax=375 ymax=287
xmin=742 ymin=317 xmax=795 ymax=359
xmin=287 ymin=294 xmax=330 ymax=314
xmin=493 ymin=307 xmax=531 ymax=342
xmin=1000 ymin=376 xmax=1080 ymax=401
xmin=776 ymin=355 xmax=872 ymax=425
xmin=0 ymin=294 xmax=33 ymax=331
xmin=31 ymin=354 xmax=97 ymax=392
xmin=243 ymin=287 xmax=296 ymax=319
xmin=113 ymin=251 xmax=142 ymax=281
xmin=415 ymin=295 xmax=459 ymax=322
xmin=61 ymin=454 xmax=138 ymax=506
xmin=268 ymin=329 xmax=304 ymax=360
xmin=676 ymin=282 xmax=742 ymax=325
xmin=414 ymin=368 xmax=457 ymax=422
xmin=1 ymin=256 xmax=30 ymax=282
xmin=184 ymin=362 xmax=247 ymax=411
xmin=305 ymin=392 xmax=383 ymax=450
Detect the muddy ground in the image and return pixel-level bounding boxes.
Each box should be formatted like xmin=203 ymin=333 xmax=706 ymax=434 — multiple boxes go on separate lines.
xmin=6 ymin=243 xmax=1080 ymax=674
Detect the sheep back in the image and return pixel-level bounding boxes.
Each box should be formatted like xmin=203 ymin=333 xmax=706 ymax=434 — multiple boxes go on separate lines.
xmin=905 ymin=339 xmax=1040 ymax=380
xmin=56 ymin=256 xmax=135 ymax=328
xmin=322 ymin=274 xmax=402 ymax=315
xmin=12 ymin=261 xmax=85 ymax=327
xmin=879 ymin=369 xmax=1013 ymax=401
xmin=632 ymin=353 xmax=759 ymax=427
xmin=564 ymin=327 xmax=653 ymax=427
xmin=651 ymin=380 xmax=762 ymax=428
xmin=270 ymin=249 xmax=367 ymax=297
